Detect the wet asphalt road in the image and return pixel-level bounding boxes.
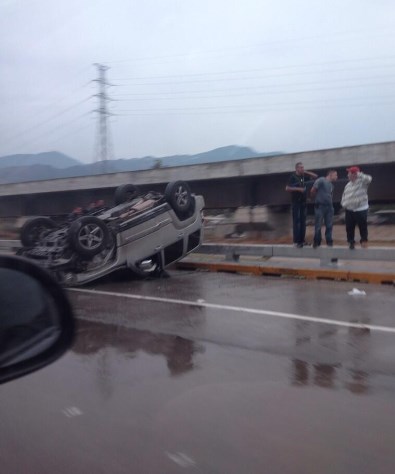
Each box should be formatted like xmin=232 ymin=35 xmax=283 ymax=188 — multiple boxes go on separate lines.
xmin=1 ymin=269 xmax=395 ymax=473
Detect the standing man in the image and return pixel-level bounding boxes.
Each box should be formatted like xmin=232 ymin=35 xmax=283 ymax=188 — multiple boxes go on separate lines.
xmin=341 ymin=166 xmax=372 ymax=249
xmin=310 ymin=170 xmax=338 ymax=248
xmin=286 ymin=162 xmax=318 ymax=248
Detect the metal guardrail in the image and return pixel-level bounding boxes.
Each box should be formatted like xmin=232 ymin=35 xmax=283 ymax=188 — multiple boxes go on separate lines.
xmin=197 ymin=243 xmax=395 ymax=267
xmin=1 ymin=240 xmax=394 ymax=268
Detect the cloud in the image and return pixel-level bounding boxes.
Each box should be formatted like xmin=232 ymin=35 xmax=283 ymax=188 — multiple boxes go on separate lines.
xmin=1 ymin=0 xmax=395 ymax=163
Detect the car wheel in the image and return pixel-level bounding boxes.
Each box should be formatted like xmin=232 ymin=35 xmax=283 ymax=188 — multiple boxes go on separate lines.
xmin=165 ymin=181 xmax=194 ymax=219
xmin=114 ymin=184 xmax=140 ymax=205
xmin=20 ymin=217 xmax=57 ymax=247
xmin=68 ymin=216 xmax=110 ymax=258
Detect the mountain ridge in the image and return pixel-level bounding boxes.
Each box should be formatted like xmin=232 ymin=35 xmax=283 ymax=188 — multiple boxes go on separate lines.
xmin=0 ymin=151 xmax=81 ymax=170
xmin=0 ymin=146 xmax=282 ymax=184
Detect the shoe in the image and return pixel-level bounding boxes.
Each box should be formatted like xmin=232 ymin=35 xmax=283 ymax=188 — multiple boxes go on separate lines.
xmin=349 ymin=242 xmax=355 ymax=250
xmin=296 ymin=243 xmax=303 ymax=248
xmin=361 ymin=242 xmax=368 ymax=249
xmin=327 ymin=242 xmax=333 ymax=247
xmin=302 ymin=241 xmax=311 ymax=247
xmin=313 ymin=242 xmax=320 ymax=249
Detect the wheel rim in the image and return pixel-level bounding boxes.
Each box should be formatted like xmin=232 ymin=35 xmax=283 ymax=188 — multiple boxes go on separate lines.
xmin=31 ymin=225 xmax=50 ymax=244
xmin=34 ymin=226 xmax=46 ymax=239
xmin=175 ymin=186 xmax=189 ymax=208
xmin=78 ymin=223 xmax=104 ymax=250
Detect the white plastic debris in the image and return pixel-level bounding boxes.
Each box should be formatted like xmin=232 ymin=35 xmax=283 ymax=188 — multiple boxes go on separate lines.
xmin=348 ymin=288 xmax=367 ymax=296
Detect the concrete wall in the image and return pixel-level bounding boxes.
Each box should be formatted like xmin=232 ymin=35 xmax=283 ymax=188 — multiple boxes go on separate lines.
xmin=0 ymin=141 xmax=394 ymax=216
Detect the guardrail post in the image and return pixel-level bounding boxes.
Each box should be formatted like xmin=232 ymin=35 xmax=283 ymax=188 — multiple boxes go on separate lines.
xmin=320 ymin=257 xmax=338 ymax=268
xmin=225 ymin=251 xmax=240 ymax=262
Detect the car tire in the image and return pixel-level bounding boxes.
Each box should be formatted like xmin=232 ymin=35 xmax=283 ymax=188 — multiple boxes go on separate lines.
xmin=114 ymin=184 xmax=140 ymax=205
xmin=68 ymin=216 xmax=110 ymax=258
xmin=164 ymin=181 xmax=194 ymax=219
xmin=20 ymin=217 xmax=57 ymax=247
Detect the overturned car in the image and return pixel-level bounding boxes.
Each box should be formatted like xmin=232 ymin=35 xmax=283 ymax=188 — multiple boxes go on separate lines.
xmin=17 ymin=181 xmax=204 ymax=286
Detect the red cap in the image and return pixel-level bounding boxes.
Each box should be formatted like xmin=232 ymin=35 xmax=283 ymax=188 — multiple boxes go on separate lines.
xmin=347 ymin=166 xmax=360 ymax=174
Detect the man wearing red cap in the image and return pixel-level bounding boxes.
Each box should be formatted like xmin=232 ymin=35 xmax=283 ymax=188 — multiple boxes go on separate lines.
xmin=341 ymin=166 xmax=372 ymax=249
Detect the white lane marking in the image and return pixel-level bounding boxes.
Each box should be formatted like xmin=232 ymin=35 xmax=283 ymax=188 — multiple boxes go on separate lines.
xmin=69 ymin=288 xmax=395 ymax=334
xmin=62 ymin=406 xmax=83 ymax=418
xmin=165 ymin=451 xmax=196 ymax=468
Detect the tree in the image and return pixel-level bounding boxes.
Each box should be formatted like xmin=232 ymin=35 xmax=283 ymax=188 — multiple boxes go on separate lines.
xmin=152 ymin=159 xmax=163 ymax=169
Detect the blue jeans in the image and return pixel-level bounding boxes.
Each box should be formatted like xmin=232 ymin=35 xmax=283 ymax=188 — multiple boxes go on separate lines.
xmin=314 ymin=204 xmax=334 ymax=245
xmin=292 ymin=201 xmax=307 ymax=244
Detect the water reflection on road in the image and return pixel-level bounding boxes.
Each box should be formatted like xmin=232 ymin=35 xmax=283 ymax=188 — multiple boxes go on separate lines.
xmin=74 ymin=319 xmax=203 ymax=400
xmin=2 ymin=273 xmax=395 ymax=473
xmin=291 ymin=314 xmax=373 ymax=394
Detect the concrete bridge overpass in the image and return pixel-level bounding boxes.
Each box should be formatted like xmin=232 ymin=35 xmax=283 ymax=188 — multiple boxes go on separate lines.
xmin=1 ymin=141 xmax=394 ymax=217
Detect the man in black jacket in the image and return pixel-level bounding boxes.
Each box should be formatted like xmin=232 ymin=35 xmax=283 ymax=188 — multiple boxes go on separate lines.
xmin=286 ymin=162 xmax=318 ymax=247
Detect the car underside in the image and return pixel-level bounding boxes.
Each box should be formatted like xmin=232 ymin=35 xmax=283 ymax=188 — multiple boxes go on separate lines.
xmin=17 ymin=181 xmax=204 ymax=286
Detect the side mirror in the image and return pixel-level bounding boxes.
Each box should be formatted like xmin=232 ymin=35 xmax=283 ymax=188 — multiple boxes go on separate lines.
xmin=0 ymin=255 xmax=75 ymax=384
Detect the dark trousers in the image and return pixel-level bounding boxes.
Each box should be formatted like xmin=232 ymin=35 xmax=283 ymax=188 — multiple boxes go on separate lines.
xmin=292 ymin=201 xmax=307 ymax=244
xmin=345 ymin=209 xmax=368 ymax=244
xmin=314 ymin=204 xmax=334 ymax=245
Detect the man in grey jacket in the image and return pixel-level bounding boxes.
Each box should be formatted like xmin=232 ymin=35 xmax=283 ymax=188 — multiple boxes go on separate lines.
xmin=341 ymin=166 xmax=372 ymax=249
xmin=311 ymin=170 xmax=338 ymax=248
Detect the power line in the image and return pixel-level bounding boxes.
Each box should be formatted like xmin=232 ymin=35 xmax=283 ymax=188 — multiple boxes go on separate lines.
xmin=106 ymin=25 xmax=395 ymax=64
xmin=112 ymin=64 xmax=395 ymax=88
xmin=112 ymin=55 xmax=395 ymax=82
xmin=6 ymin=112 xmax=92 ymax=154
xmin=2 ymin=64 xmax=93 ymax=135
xmin=112 ymin=80 xmax=395 ymax=102
xmin=116 ymin=95 xmax=395 ymax=115
xmin=44 ymin=121 xmax=94 ymax=151
xmin=2 ymin=97 xmax=91 ymax=148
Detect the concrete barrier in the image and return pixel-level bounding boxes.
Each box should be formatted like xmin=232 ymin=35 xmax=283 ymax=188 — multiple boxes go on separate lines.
xmin=197 ymin=243 xmax=395 ymax=267
xmin=2 ymin=239 xmax=394 ymax=265
xmin=177 ymin=243 xmax=395 ymax=284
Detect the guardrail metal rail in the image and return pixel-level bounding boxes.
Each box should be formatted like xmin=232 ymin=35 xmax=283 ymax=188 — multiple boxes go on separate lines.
xmin=176 ymin=243 xmax=394 ymax=284
xmin=197 ymin=243 xmax=395 ymax=267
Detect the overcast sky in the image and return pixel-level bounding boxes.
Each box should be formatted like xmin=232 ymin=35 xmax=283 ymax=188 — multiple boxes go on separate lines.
xmin=1 ymin=0 xmax=395 ymax=164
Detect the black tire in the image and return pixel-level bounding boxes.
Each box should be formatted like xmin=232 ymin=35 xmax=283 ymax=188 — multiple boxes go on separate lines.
xmin=114 ymin=184 xmax=140 ymax=205
xmin=68 ymin=216 xmax=110 ymax=258
xmin=20 ymin=217 xmax=57 ymax=247
xmin=164 ymin=181 xmax=193 ymax=218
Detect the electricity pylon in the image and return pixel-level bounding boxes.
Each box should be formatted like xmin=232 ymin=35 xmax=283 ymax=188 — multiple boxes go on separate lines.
xmin=93 ymin=63 xmax=113 ymax=170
